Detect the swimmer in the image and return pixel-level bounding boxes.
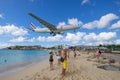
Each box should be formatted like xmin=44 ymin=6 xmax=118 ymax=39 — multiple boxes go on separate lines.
xmin=4 ymin=59 xmax=7 ymax=62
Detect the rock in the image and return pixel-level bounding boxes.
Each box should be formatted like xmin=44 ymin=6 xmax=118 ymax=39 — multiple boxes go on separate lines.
xmin=109 ymin=59 xmax=115 ymax=64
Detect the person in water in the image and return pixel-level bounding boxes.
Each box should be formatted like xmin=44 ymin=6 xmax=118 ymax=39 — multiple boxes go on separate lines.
xmin=49 ymin=51 xmax=54 ymax=70
xmin=4 ymin=59 xmax=7 ymax=62
xmin=61 ymin=48 xmax=67 ymax=77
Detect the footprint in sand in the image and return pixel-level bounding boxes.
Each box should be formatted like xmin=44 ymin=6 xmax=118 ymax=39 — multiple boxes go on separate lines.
xmin=37 ymin=74 xmax=40 ymax=77
xmin=25 ymin=75 xmax=29 ymax=78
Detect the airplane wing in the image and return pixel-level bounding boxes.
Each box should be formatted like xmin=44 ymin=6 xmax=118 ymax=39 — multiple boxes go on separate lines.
xmin=28 ymin=12 xmax=57 ymax=32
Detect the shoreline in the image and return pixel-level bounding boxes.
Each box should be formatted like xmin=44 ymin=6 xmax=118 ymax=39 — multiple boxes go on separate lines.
xmin=0 ymin=54 xmax=49 ymax=77
xmin=0 ymin=51 xmax=120 ymax=80
xmin=0 ymin=59 xmax=50 ymax=80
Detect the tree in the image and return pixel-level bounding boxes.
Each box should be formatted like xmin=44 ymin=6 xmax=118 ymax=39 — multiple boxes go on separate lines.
xmin=98 ymin=44 xmax=103 ymax=47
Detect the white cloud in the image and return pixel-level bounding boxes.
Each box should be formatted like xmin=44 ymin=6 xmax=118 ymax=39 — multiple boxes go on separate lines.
xmin=10 ymin=36 xmax=35 ymax=42
xmin=0 ymin=24 xmax=28 ymax=36
xmin=68 ymin=18 xmax=83 ymax=25
xmin=110 ymin=20 xmax=120 ymax=29
xmin=0 ymin=14 xmax=3 ymax=19
xmin=28 ymin=37 xmax=36 ymax=42
xmin=83 ymin=32 xmax=97 ymax=42
xmin=57 ymin=22 xmax=66 ymax=28
xmin=81 ymin=0 xmax=90 ymax=5
xmin=82 ymin=32 xmax=116 ymax=45
xmin=115 ymin=39 xmax=120 ymax=44
xmin=98 ymin=13 xmax=119 ymax=28
xmin=10 ymin=36 xmax=26 ymax=42
xmin=47 ymin=35 xmax=63 ymax=42
xmin=83 ymin=32 xmax=116 ymax=44
xmin=36 ymin=31 xmax=117 ymax=45
xmin=37 ymin=34 xmax=63 ymax=42
xmin=37 ymin=32 xmax=85 ymax=44
xmin=65 ymin=32 xmax=86 ymax=43
xmin=8 ymin=30 xmax=117 ymax=46
xmin=83 ymin=13 xmax=119 ymax=29
xmin=57 ymin=18 xmax=83 ymax=29
xmin=98 ymin=32 xmax=116 ymax=41
xmin=0 ymin=43 xmax=13 ymax=49
xmin=39 ymin=32 xmax=114 ymax=45
xmin=83 ymin=20 xmax=98 ymax=29
xmin=37 ymin=36 xmax=46 ymax=42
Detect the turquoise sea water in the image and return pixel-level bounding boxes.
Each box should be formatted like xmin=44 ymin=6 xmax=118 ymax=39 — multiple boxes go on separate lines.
xmin=0 ymin=50 xmax=49 ymax=75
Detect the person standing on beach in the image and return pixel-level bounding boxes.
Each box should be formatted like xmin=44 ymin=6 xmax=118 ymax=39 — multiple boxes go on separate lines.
xmin=57 ymin=50 xmax=62 ymax=65
xmin=49 ymin=51 xmax=54 ymax=70
xmin=67 ymin=49 xmax=70 ymax=58
xmin=61 ymin=48 xmax=67 ymax=77
xmin=73 ymin=49 xmax=77 ymax=58
xmin=96 ymin=48 xmax=101 ymax=60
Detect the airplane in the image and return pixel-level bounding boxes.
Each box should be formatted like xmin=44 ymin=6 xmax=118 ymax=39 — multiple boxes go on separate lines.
xmin=28 ymin=12 xmax=80 ymax=36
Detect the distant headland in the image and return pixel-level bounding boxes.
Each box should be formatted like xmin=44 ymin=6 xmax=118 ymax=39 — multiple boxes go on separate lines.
xmin=3 ymin=46 xmax=46 ymax=50
xmin=2 ymin=44 xmax=120 ymax=53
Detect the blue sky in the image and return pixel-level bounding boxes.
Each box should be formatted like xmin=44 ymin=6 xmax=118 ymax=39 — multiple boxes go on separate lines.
xmin=0 ymin=0 xmax=120 ymax=48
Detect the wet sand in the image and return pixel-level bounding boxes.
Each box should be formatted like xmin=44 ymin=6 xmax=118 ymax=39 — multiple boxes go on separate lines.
xmin=0 ymin=51 xmax=120 ymax=80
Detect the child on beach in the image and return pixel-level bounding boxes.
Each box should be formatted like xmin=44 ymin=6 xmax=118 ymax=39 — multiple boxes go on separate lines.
xmin=73 ymin=49 xmax=77 ymax=58
xmin=49 ymin=51 xmax=54 ymax=70
xmin=67 ymin=49 xmax=70 ymax=58
xmin=96 ymin=48 xmax=101 ymax=60
xmin=57 ymin=50 xmax=62 ymax=65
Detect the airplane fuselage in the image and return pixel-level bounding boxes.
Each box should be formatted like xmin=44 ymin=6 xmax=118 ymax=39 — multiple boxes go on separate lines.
xmin=33 ymin=25 xmax=79 ymax=33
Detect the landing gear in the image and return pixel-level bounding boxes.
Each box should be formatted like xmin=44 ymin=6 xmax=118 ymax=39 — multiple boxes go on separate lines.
xmin=50 ymin=32 xmax=53 ymax=34
xmin=53 ymin=33 xmax=56 ymax=36
xmin=50 ymin=32 xmax=56 ymax=36
xmin=58 ymin=32 xmax=61 ymax=34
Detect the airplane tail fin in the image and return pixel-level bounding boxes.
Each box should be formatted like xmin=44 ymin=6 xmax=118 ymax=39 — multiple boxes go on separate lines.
xmin=30 ymin=23 xmax=36 ymax=31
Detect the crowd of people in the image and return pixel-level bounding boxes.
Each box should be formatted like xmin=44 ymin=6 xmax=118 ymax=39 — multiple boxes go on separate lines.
xmin=48 ymin=47 xmax=81 ymax=77
xmin=49 ymin=48 xmax=68 ymax=77
xmin=49 ymin=47 xmax=102 ymax=78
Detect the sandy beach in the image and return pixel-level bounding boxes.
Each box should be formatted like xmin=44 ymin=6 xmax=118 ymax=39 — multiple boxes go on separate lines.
xmin=0 ymin=51 xmax=120 ymax=80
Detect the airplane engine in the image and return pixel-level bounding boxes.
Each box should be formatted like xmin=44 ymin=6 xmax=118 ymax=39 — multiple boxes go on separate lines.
xmin=58 ymin=31 xmax=64 ymax=34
